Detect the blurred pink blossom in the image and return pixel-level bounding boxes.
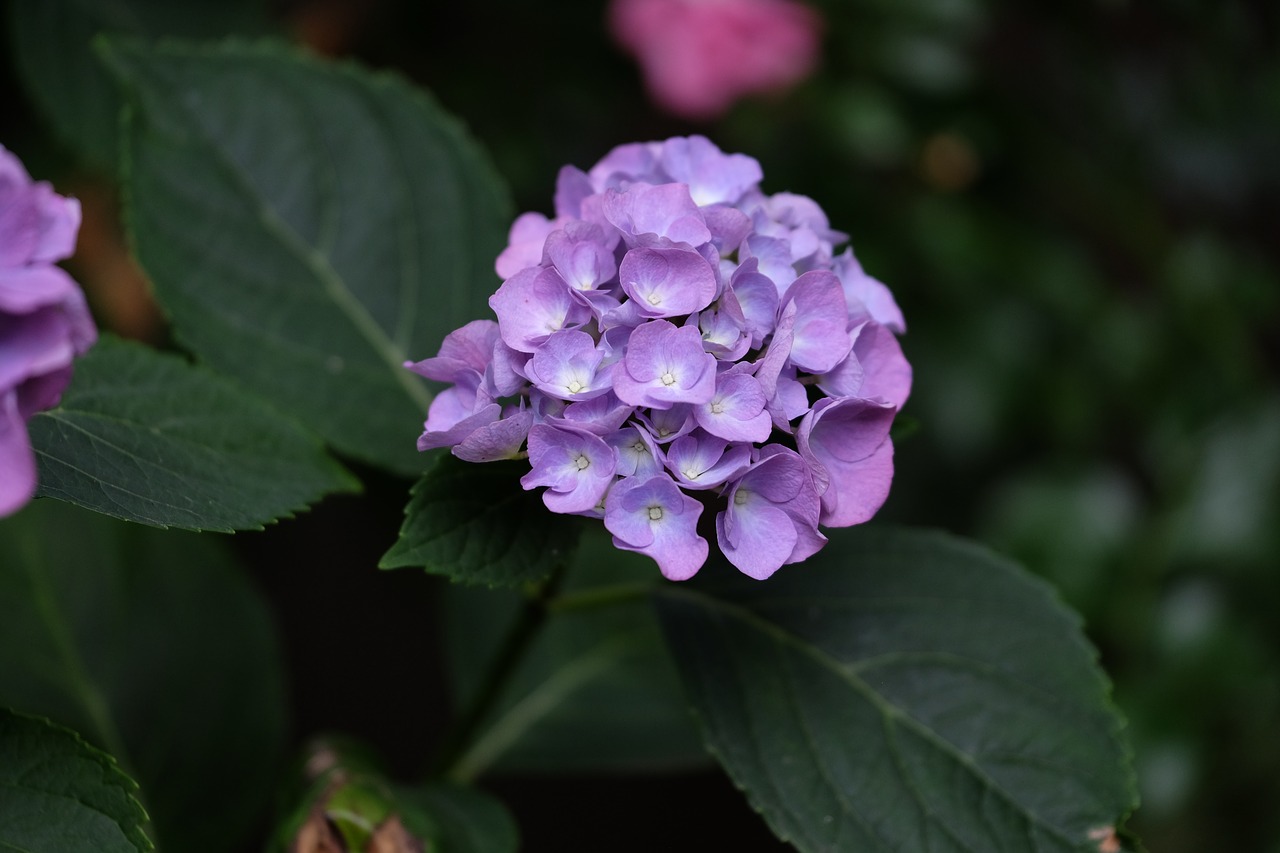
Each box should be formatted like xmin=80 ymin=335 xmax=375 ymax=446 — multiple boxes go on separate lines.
xmin=610 ymin=0 xmax=823 ymax=120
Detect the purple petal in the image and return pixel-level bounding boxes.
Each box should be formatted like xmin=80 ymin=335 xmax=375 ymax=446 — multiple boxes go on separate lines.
xmin=741 ymin=234 xmax=795 ymax=293
xmin=0 ymin=391 xmax=36 ymax=517
xmin=0 ymin=308 xmax=76 ymax=391
xmin=609 ymin=425 xmax=663 ymax=477
xmin=486 ymin=340 xmax=530 ymax=397
xmin=489 ymin=266 xmax=591 ymax=353
xmin=30 ymin=184 xmax=81 ymax=264
xmin=717 ymin=444 xmax=826 ymax=577
xmin=835 ymin=248 xmax=905 ymax=332
xmin=853 ymin=321 xmax=912 ymax=408
xmin=603 ymin=182 xmax=712 ymax=248
xmin=407 ymin=319 xmax=499 ymax=383
xmin=702 ymin=205 xmax=752 ymax=255
xmin=0 ymin=265 xmax=81 ymax=315
xmin=544 ymin=222 xmax=618 ymax=291
xmin=717 ymin=498 xmax=797 ymax=580
xmin=525 ymin=329 xmax=613 ymax=401
xmin=658 ymin=136 xmax=763 ymax=206
xmin=635 ymin=403 xmax=695 ymax=443
xmin=588 ymin=141 xmax=664 ymax=192
xmin=612 ymin=320 xmax=717 ymax=409
xmin=618 ymin=246 xmax=717 ymax=317
xmin=763 ymin=367 xmax=810 ymax=432
xmin=554 ymin=166 xmax=595 ymax=219
xmin=664 ymin=432 xmax=750 ymax=490
xmin=695 ymin=287 xmax=751 ymax=360
xmin=728 ymin=259 xmax=780 ymax=346
xmin=604 ymin=474 xmax=708 ymax=580
xmin=418 ymin=400 xmax=500 ymax=452
xmin=694 ymin=371 xmax=771 ymax=442
xmin=549 ymin=392 xmax=635 ymax=435
xmin=796 ymin=397 xmax=897 ymax=527
xmin=454 ymin=409 xmax=534 ymax=463
xmin=782 ymin=270 xmax=852 ymax=374
xmin=495 ymin=212 xmax=558 ymax=279
xmin=520 ymin=423 xmax=617 ymax=512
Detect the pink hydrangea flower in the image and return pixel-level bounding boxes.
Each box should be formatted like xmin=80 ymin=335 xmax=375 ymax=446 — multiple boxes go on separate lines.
xmin=0 ymin=145 xmax=97 ymax=517
xmin=609 ymin=0 xmax=823 ymax=120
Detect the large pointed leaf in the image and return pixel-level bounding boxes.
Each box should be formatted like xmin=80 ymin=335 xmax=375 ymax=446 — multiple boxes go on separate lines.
xmin=654 ymin=527 xmax=1137 ymax=852
xmin=0 ymin=710 xmax=152 ymax=853
xmin=0 ymin=500 xmax=288 ymax=853
xmin=100 ymin=38 xmax=513 ymax=475
xmin=443 ymin=527 xmax=705 ymax=777
xmin=29 ymin=336 xmax=358 ymax=531
xmin=381 ymin=455 xmax=581 ymax=588
xmin=6 ymin=0 xmax=269 ymax=171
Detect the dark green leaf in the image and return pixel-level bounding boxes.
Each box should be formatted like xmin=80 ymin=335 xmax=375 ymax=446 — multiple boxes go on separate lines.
xmin=7 ymin=0 xmax=269 ymax=171
xmin=0 ymin=500 xmax=288 ymax=853
xmin=0 ymin=709 xmax=151 ymax=853
xmin=381 ymin=455 xmax=580 ymax=587
xmin=268 ymin=741 xmax=518 ymax=853
xmin=654 ymin=527 xmax=1137 ymax=853
xmin=398 ymin=783 xmax=519 ymax=853
xmin=30 ymin=336 xmax=358 ymax=531
xmin=443 ymin=528 xmax=705 ymax=777
xmin=101 ymin=38 xmax=513 ymax=475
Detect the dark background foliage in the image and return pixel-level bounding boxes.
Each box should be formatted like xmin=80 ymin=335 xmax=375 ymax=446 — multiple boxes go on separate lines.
xmin=3 ymin=0 xmax=1277 ymax=850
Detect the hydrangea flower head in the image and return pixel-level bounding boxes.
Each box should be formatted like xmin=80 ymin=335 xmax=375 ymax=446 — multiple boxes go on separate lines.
xmin=609 ymin=0 xmax=823 ymax=120
xmin=0 ymin=146 xmax=97 ymax=517
xmin=409 ymin=136 xmax=910 ymax=581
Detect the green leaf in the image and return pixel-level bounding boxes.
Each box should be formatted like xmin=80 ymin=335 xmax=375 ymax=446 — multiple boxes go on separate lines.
xmin=398 ymin=783 xmax=519 ymax=853
xmin=443 ymin=528 xmax=706 ymax=778
xmin=100 ymin=38 xmax=513 ymax=475
xmin=0 ymin=709 xmax=152 ymax=853
xmin=653 ymin=527 xmax=1137 ymax=853
xmin=6 ymin=0 xmax=269 ymax=171
xmin=0 ymin=500 xmax=288 ymax=853
xmin=381 ymin=455 xmax=581 ymax=587
xmin=269 ymin=741 xmax=518 ymax=853
xmin=29 ymin=336 xmax=358 ymax=531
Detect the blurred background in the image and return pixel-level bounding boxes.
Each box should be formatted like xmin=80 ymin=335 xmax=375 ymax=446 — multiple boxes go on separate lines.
xmin=3 ymin=0 xmax=1278 ymax=850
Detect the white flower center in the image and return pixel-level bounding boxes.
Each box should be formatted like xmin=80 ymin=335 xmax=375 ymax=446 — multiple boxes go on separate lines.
xmin=683 ymin=468 xmax=701 ymax=480
xmin=734 ymin=488 xmax=750 ymax=506
xmin=660 ymin=372 xmax=677 ymax=386
xmin=709 ymin=399 xmax=725 ymax=415
xmin=573 ymin=454 xmax=590 ymax=471
xmin=567 ymin=379 xmax=585 ymax=394
xmin=647 ymin=293 xmax=662 ymax=305
xmin=648 ymin=506 xmax=664 ymax=521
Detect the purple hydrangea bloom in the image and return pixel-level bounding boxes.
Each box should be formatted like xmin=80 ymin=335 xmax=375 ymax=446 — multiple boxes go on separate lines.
xmin=1 ymin=146 xmax=96 ymax=517
xmin=411 ymin=135 xmax=911 ymax=580
xmin=604 ymin=473 xmax=708 ymax=580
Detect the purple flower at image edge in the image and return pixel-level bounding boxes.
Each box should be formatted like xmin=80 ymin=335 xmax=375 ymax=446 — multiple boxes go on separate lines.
xmin=0 ymin=145 xmax=97 ymax=517
xmin=410 ymin=135 xmax=911 ymax=581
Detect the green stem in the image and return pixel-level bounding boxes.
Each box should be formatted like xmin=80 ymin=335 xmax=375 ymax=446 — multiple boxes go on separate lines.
xmin=435 ymin=564 xmax=568 ymax=780
xmin=547 ymin=582 xmax=651 ymax=615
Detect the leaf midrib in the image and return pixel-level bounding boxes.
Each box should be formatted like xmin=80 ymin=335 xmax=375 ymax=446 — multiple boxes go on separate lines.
xmin=11 ymin=528 xmax=133 ymax=780
xmin=660 ymin=586 xmax=1080 ymax=849
xmin=131 ymin=48 xmax=432 ymax=416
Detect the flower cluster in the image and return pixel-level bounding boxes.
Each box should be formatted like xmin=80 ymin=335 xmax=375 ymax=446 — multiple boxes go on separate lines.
xmin=410 ymin=136 xmax=910 ymax=580
xmin=0 ymin=145 xmax=97 ymax=517
xmin=609 ymin=0 xmax=822 ymax=120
